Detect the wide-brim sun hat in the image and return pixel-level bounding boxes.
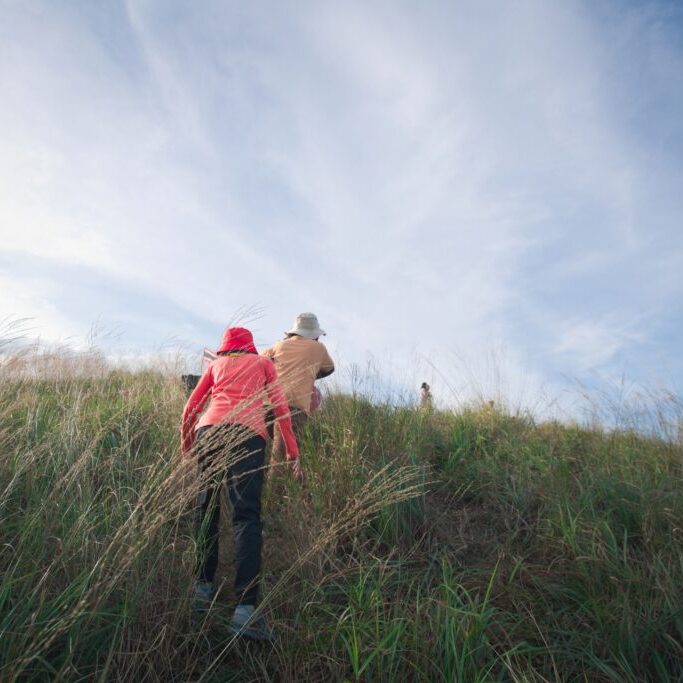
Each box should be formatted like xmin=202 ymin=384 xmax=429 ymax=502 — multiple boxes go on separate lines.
xmin=286 ymin=312 xmax=326 ymax=340
xmin=217 ymin=326 xmax=258 ymax=354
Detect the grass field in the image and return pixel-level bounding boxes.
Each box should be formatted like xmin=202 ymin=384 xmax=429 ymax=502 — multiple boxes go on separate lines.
xmin=1 ymin=357 xmax=682 ymax=681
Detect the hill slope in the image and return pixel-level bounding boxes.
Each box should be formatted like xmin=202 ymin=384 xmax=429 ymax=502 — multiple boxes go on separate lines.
xmin=1 ymin=369 xmax=682 ymax=681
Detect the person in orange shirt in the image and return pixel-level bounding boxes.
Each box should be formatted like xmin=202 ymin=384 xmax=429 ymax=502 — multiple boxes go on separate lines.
xmin=181 ymin=326 xmax=300 ymax=640
xmin=262 ymin=312 xmax=335 ymax=462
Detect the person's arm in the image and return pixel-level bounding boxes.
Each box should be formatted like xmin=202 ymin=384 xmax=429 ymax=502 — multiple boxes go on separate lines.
xmin=180 ymin=368 xmax=213 ymax=454
xmin=316 ymin=344 xmax=335 ymax=379
xmin=263 ymin=360 xmax=299 ymax=460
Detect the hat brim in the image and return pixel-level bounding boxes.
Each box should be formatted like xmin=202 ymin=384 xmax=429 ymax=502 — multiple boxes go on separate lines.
xmin=285 ymin=327 xmax=325 ymax=340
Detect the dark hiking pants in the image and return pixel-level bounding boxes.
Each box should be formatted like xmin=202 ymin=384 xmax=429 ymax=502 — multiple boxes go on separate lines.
xmin=194 ymin=424 xmax=265 ymax=606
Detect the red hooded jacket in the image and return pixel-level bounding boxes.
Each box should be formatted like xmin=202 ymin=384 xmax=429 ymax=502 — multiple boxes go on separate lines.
xmin=181 ymin=328 xmax=299 ymax=458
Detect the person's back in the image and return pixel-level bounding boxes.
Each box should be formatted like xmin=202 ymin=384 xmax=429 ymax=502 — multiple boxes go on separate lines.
xmin=263 ymin=313 xmax=334 ymax=460
xmin=265 ymin=335 xmax=333 ymax=413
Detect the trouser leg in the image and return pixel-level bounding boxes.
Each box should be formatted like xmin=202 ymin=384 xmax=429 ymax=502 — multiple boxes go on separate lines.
xmin=272 ymin=406 xmax=307 ymax=462
xmin=271 ymin=422 xmax=285 ymax=462
xmin=194 ymin=425 xmax=224 ymax=584
xmin=195 ymin=480 xmax=221 ymax=583
xmin=228 ymin=434 xmax=266 ymax=606
xmin=292 ymin=409 xmax=308 ymax=440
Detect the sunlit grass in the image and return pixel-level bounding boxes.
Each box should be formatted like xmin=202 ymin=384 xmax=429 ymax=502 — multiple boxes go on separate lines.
xmin=1 ymin=349 xmax=682 ymax=681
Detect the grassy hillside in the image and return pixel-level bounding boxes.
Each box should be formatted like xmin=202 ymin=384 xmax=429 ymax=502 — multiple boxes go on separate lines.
xmin=1 ymin=366 xmax=682 ymax=681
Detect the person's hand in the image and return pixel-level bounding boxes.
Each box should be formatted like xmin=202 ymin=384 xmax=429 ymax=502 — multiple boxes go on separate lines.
xmin=289 ymin=456 xmax=302 ymax=480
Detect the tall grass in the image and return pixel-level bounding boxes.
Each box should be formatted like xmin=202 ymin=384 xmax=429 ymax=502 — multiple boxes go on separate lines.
xmin=1 ymin=350 xmax=682 ymax=681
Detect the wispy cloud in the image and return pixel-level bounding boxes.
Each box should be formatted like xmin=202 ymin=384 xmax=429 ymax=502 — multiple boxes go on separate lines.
xmin=1 ymin=0 xmax=682 ymax=402
xmin=554 ymin=316 xmax=647 ymax=371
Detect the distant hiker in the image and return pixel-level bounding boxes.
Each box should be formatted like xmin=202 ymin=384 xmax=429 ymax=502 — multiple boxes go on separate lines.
xmin=420 ymin=382 xmax=433 ymax=409
xmin=262 ymin=312 xmax=335 ymax=462
xmin=181 ymin=326 xmax=300 ymax=640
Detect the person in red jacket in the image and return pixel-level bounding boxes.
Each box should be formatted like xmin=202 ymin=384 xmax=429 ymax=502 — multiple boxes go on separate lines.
xmin=181 ymin=326 xmax=300 ymax=640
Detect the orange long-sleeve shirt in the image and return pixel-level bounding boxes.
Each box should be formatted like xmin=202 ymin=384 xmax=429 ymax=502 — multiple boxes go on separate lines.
xmin=262 ymin=336 xmax=334 ymax=413
xmin=181 ymin=353 xmax=299 ymax=458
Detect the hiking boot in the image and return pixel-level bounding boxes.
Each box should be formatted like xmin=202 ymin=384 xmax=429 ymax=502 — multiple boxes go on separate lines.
xmin=228 ymin=604 xmax=274 ymax=642
xmin=191 ymin=581 xmax=215 ymax=611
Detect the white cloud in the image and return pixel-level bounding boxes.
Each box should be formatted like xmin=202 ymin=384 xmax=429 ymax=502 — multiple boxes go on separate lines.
xmin=1 ymin=0 xmax=682 ymax=404
xmin=554 ymin=317 xmax=646 ymax=371
xmin=0 ymin=274 xmax=75 ymax=344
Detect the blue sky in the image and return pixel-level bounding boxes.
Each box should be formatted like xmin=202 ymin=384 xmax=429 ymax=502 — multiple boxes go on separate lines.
xmin=1 ymin=0 xmax=682 ymax=412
